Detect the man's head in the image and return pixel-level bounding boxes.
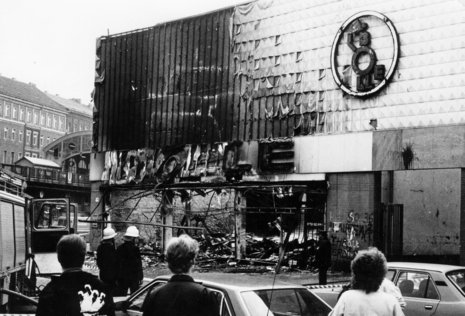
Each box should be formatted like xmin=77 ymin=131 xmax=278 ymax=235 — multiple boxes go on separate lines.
xmin=165 ymin=234 xmax=199 ymax=274
xmin=57 ymin=234 xmax=86 ymax=269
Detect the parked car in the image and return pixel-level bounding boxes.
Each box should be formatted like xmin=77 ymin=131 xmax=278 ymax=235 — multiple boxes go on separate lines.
xmin=309 ymin=262 xmax=465 ymax=316
xmin=0 ymin=288 xmax=37 ymax=314
xmin=115 ymin=274 xmax=332 ymax=316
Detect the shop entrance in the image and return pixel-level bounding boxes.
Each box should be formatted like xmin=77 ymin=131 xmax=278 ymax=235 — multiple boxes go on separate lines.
xmin=244 ymin=184 xmax=327 ymax=269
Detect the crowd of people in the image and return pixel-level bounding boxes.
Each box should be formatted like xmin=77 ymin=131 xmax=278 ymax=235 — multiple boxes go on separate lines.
xmin=36 ymin=228 xmax=405 ymax=316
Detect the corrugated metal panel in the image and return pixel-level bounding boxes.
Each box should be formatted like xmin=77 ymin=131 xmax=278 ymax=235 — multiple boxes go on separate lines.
xmin=14 ymin=204 xmax=25 ymax=266
xmin=0 ymin=201 xmax=15 ymax=271
xmin=94 ymin=8 xmax=235 ymax=151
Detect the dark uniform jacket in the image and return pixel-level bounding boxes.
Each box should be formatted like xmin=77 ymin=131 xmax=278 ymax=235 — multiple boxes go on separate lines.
xmin=315 ymin=237 xmax=332 ymax=269
xmin=142 ymin=274 xmax=219 ymax=316
xmin=36 ymin=269 xmax=115 ymax=316
xmin=116 ymin=241 xmax=143 ymax=282
xmin=97 ymin=241 xmax=118 ymax=283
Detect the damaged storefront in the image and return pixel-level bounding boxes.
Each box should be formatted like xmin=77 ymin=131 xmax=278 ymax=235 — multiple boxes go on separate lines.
xmin=89 ymin=139 xmax=330 ymax=271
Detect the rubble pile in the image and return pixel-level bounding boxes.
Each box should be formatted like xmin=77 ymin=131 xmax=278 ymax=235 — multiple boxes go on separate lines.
xmin=85 ymin=233 xmax=319 ymax=274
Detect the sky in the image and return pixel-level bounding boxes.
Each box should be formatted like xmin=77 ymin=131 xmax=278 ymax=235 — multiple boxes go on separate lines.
xmin=0 ymin=0 xmax=248 ymax=105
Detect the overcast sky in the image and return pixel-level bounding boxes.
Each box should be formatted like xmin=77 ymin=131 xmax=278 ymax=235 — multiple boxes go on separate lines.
xmin=0 ymin=0 xmax=247 ymax=105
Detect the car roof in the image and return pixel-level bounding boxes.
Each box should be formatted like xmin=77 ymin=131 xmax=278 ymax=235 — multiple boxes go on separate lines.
xmin=388 ymin=262 xmax=465 ymax=273
xmin=154 ymin=274 xmax=306 ymax=291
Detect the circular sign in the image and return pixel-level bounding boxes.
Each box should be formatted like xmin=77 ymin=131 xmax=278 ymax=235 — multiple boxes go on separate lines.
xmin=330 ymin=11 xmax=399 ymax=97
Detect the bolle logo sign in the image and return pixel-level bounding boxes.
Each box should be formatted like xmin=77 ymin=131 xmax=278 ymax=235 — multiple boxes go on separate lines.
xmin=330 ymin=11 xmax=400 ymax=97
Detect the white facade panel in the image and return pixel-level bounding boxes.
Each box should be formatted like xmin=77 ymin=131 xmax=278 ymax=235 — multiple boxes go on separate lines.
xmin=295 ymin=132 xmax=373 ymax=173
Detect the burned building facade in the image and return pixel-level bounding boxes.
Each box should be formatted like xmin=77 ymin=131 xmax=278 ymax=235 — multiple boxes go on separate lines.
xmin=90 ymin=0 xmax=465 ymax=268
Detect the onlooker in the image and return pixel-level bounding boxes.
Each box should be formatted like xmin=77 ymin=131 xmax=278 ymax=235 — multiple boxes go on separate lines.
xmin=380 ymin=277 xmax=407 ymax=309
xmin=336 ymin=248 xmax=406 ymax=309
xmin=315 ymin=230 xmax=331 ymax=285
xmin=116 ymin=225 xmax=143 ymax=295
xmin=37 ymin=234 xmax=115 ymax=316
xmin=142 ymin=234 xmax=219 ymax=316
xmin=330 ymin=247 xmax=404 ymax=316
xmin=97 ymin=226 xmax=118 ymax=294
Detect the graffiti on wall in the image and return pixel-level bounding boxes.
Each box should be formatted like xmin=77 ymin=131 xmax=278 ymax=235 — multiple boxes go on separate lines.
xmin=330 ymin=210 xmax=373 ymax=262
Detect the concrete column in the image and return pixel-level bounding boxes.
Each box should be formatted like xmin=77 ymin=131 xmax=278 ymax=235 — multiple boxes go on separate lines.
xmin=89 ymin=181 xmax=104 ymax=251
xmin=161 ymin=193 xmax=173 ymax=252
xmin=162 ymin=213 xmax=173 ymax=252
xmin=88 ymin=152 xmax=105 ymax=251
xmin=234 ymin=190 xmax=246 ymax=259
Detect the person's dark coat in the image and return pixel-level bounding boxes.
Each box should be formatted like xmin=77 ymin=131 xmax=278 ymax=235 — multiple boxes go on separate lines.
xmin=315 ymin=236 xmax=332 ymax=268
xmin=116 ymin=240 xmax=143 ymax=282
xmin=142 ymin=274 xmax=218 ymax=316
xmin=97 ymin=240 xmax=118 ymax=283
xmin=36 ymin=270 xmax=115 ymax=316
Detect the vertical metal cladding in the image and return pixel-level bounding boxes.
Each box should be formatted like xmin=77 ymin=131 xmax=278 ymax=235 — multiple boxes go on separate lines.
xmin=93 ymin=8 xmax=234 ymax=151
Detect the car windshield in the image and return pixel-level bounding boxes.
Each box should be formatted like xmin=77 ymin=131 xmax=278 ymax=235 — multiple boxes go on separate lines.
xmin=241 ymin=288 xmax=330 ymax=316
xmin=446 ymin=269 xmax=465 ymax=295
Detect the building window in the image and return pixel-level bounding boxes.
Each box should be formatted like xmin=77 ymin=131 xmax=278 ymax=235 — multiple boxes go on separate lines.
xmin=47 ymin=136 xmax=50 ymax=144
xmin=74 ymin=119 xmax=78 ymax=132
xmin=26 ymin=109 xmax=32 ymax=123
xmin=31 ymin=153 xmax=38 ymax=158
xmin=33 ymin=110 xmax=39 ymax=125
xmin=10 ymin=152 xmax=15 ymax=164
xmin=11 ymin=128 xmax=16 ymax=141
xmin=53 ymin=115 xmax=58 ymax=129
xmin=26 ymin=130 xmax=31 ymax=145
xmin=18 ymin=152 xmax=22 ymax=159
xmin=12 ymin=105 xmax=17 ymax=120
xmin=3 ymin=127 xmax=8 ymax=140
xmin=32 ymin=131 xmax=38 ymax=147
xmin=40 ymin=135 xmax=44 ymax=147
xmin=3 ymin=151 xmax=6 ymax=163
xmin=47 ymin=114 xmax=51 ymax=127
xmin=19 ymin=131 xmax=23 ymax=143
xmin=40 ymin=112 xmax=45 ymax=126
xmin=67 ymin=121 xmax=72 ymax=133
xmin=20 ymin=107 xmax=25 ymax=121
xmin=59 ymin=117 xmax=65 ymax=131
xmin=0 ymin=101 xmax=3 ymax=116
xmin=5 ymin=104 xmax=10 ymax=118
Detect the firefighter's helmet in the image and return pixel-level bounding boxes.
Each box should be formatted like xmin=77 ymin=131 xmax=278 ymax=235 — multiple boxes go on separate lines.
xmin=125 ymin=225 xmax=139 ymax=238
xmin=102 ymin=227 xmax=117 ymax=240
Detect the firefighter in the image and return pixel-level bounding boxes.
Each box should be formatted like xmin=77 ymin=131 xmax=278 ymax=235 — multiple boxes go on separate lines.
xmin=116 ymin=226 xmax=143 ymax=295
xmin=96 ymin=226 xmax=118 ymax=295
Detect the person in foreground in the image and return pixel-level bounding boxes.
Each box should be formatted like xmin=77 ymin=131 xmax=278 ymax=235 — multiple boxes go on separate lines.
xmin=142 ymin=234 xmax=219 ymax=316
xmin=329 ymin=247 xmax=404 ymax=316
xmin=37 ymin=234 xmax=115 ymax=316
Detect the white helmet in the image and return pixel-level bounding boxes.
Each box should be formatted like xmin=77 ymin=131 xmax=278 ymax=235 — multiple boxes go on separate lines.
xmin=125 ymin=225 xmax=139 ymax=238
xmin=102 ymin=227 xmax=117 ymax=240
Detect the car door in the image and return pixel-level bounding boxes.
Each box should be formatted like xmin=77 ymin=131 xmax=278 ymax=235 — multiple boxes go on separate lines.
xmin=396 ymin=271 xmax=439 ymax=316
xmin=116 ymin=281 xmax=234 ymax=316
xmin=115 ymin=281 xmax=166 ymax=316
